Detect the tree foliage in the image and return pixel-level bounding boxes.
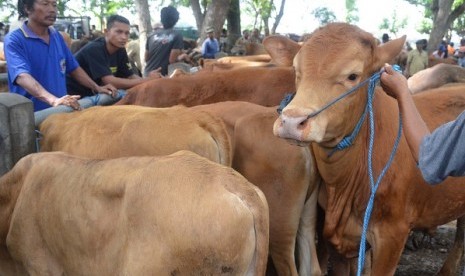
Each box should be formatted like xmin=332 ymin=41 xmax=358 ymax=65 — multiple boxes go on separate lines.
xmin=345 ymin=0 xmax=359 ymax=24
xmin=241 ymin=0 xmax=285 ymax=35
xmin=405 ymin=0 xmax=465 ymax=52
xmin=378 ymin=10 xmax=408 ymax=37
xmin=311 ymin=7 xmax=336 ymax=26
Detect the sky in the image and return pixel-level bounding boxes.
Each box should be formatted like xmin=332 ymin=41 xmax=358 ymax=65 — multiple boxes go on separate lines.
xmin=170 ymin=0 xmax=428 ymax=42
xmin=0 ymin=0 xmax=430 ymax=42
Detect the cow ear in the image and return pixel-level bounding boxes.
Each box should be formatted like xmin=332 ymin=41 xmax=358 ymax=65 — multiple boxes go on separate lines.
xmin=263 ymin=35 xmax=301 ymax=67
xmin=373 ymin=35 xmax=407 ymax=69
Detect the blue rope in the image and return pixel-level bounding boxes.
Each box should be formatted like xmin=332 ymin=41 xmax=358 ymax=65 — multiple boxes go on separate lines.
xmin=355 ymin=68 xmax=402 ymax=276
xmin=275 ymin=65 xmax=404 ymax=274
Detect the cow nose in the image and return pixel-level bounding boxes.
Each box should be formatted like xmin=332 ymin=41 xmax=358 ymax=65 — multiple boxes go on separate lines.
xmin=273 ymin=113 xmax=309 ymax=141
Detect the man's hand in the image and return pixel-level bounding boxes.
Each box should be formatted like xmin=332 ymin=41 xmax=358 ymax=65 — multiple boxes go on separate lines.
xmin=95 ymin=83 xmax=117 ymax=97
xmin=380 ymin=64 xmax=410 ymax=99
xmin=148 ymin=67 xmax=163 ymax=79
xmin=52 ymin=95 xmax=81 ymax=110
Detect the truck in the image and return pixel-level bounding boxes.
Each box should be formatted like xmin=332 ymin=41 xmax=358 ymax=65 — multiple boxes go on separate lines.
xmin=53 ymin=16 xmax=91 ymax=39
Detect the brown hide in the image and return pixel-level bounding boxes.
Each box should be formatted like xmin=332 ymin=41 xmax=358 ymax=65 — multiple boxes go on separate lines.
xmin=428 ymin=56 xmax=457 ymax=68
xmin=408 ymin=63 xmax=465 ymax=94
xmin=39 ymin=105 xmax=232 ymax=166
xmin=0 ymin=151 xmax=269 ymax=275
xmin=116 ymin=66 xmax=295 ymax=108
xmin=59 ymin=31 xmax=72 ymax=49
xmin=191 ymin=101 xmax=321 ymax=276
xmin=200 ymin=35 xmax=300 ymax=71
xmin=273 ymin=23 xmax=465 ymax=275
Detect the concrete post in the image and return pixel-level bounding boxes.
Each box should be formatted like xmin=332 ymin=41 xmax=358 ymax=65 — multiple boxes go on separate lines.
xmin=0 ymin=93 xmax=35 ymax=176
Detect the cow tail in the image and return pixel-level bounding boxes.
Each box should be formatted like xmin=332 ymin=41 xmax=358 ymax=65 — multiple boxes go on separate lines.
xmin=198 ymin=111 xmax=233 ymax=167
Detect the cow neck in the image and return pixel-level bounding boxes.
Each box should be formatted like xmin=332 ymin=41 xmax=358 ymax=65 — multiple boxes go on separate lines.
xmin=313 ymin=89 xmax=402 ymax=243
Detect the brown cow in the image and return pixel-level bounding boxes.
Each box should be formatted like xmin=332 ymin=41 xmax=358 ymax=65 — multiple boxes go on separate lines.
xmin=273 ymin=23 xmax=465 ymax=275
xmin=408 ymin=63 xmax=465 ymax=94
xmin=0 ymin=151 xmax=269 ymax=275
xmin=199 ymin=36 xmax=300 ymax=72
xmin=116 ymin=66 xmax=295 ymax=108
xmin=191 ymin=101 xmax=322 ymax=276
xmin=39 ymin=105 xmax=231 ymax=166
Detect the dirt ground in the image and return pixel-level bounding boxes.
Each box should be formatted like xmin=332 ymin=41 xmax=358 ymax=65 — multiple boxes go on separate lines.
xmin=396 ymin=221 xmax=464 ymax=276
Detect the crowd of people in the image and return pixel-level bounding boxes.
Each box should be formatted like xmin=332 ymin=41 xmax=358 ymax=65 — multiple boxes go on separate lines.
xmin=0 ymin=0 xmax=269 ymax=112
xmin=380 ymin=32 xmax=465 ymax=79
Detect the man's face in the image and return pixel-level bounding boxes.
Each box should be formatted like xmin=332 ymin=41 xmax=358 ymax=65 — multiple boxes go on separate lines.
xmin=26 ymin=0 xmax=57 ymax=27
xmin=105 ymin=21 xmax=130 ymax=49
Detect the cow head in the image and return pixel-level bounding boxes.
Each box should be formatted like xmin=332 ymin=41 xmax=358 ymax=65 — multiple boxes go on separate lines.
xmin=273 ymin=23 xmax=405 ymax=147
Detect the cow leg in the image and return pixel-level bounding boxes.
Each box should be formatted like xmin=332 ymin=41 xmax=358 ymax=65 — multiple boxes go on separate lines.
xmin=370 ymin=225 xmax=409 ymax=276
xmin=296 ymin=181 xmax=321 ymax=276
xmin=438 ymin=216 xmax=465 ymax=276
xmin=269 ymin=229 xmax=298 ymax=276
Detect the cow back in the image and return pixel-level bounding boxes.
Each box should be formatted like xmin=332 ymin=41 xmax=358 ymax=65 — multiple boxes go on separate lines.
xmin=39 ymin=105 xmax=232 ymax=166
xmin=117 ymin=66 xmax=295 ymax=108
xmin=1 ymin=151 xmax=269 ymax=275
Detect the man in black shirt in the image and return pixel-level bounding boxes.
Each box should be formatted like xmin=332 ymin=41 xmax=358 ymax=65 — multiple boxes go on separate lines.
xmin=144 ymin=6 xmax=185 ymax=77
xmin=67 ymin=15 xmax=160 ymax=98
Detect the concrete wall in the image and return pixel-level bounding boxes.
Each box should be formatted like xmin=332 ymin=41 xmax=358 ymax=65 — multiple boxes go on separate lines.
xmin=0 ymin=93 xmax=35 ymax=176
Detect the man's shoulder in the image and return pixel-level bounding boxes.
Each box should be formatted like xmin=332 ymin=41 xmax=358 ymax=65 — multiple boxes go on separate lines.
xmin=76 ymin=37 xmax=105 ymax=55
xmin=4 ymin=28 xmax=25 ymax=43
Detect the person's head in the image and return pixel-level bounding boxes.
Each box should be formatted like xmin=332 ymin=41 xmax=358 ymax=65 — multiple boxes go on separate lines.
xmin=459 ymin=46 xmax=465 ymax=57
xmin=382 ymin=33 xmax=389 ymax=43
xmin=206 ymin=27 xmax=215 ymax=39
xmin=105 ymin=15 xmax=130 ymax=49
xmin=252 ymin=28 xmax=259 ymax=37
xmin=438 ymin=44 xmax=448 ymax=58
xmin=438 ymin=44 xmax=446 ymax=53
xmin=242 ymin=29 xmax=249 ymax=38
xmin=415 ymin=40 xmax=424 ymax=51
xmin=160 ymin=6 xmax=179 ymax=29
xmin=18 ymin=0 xmax=57 ymax=26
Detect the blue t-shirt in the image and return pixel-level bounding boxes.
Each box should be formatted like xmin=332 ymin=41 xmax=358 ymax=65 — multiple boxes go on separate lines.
xmin=4 ymin=22 xmax=79 ymax=111
xmin=201 ymin=38 xmax=219 ymax=59
xmin=419 ymin=110 xmax=465 ymax=184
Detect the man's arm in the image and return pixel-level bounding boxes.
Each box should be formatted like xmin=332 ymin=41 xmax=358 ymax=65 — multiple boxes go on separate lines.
xmin=69 ymin=67 xmax=116 ymax=96
xmin=100 ymin=73 xmax=160 ymax=90
xmin=169 ymin=48 xmax=182 ymax=64
xmin=16 ymin=73 xmax=81 ymax=110
xmin=380 ymin=64 xmax=430 ymax=162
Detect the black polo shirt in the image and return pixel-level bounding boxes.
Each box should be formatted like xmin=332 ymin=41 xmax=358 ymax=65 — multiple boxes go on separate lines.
xmin=67 ymin=37 xmax=133 ymax=97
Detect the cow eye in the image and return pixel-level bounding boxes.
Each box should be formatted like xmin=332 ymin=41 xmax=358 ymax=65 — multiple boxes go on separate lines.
xmin=348 ymin=74 xmax=358 ymax=81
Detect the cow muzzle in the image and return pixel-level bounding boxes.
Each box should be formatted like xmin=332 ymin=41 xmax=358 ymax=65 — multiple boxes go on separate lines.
xmin=273 ymin=113 xmax=312 ymax=145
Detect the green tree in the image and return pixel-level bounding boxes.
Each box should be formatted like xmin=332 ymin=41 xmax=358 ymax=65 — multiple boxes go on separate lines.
xmin=378 ymin=10 xmax=408 ymax=37
xmin=311 ymin=7 xmax=336 ymax=26
xmin=405 ymin=0 xmax=465 ymax=53
xmin=345 ymin=0 xmax=359 ymax=24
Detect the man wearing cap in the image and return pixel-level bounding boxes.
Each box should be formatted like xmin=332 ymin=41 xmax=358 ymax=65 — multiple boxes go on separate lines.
xmin=201 ymin=27 xmax=219 ymax=59
xmin=404 ymin=39 xmax=428 ymax=78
